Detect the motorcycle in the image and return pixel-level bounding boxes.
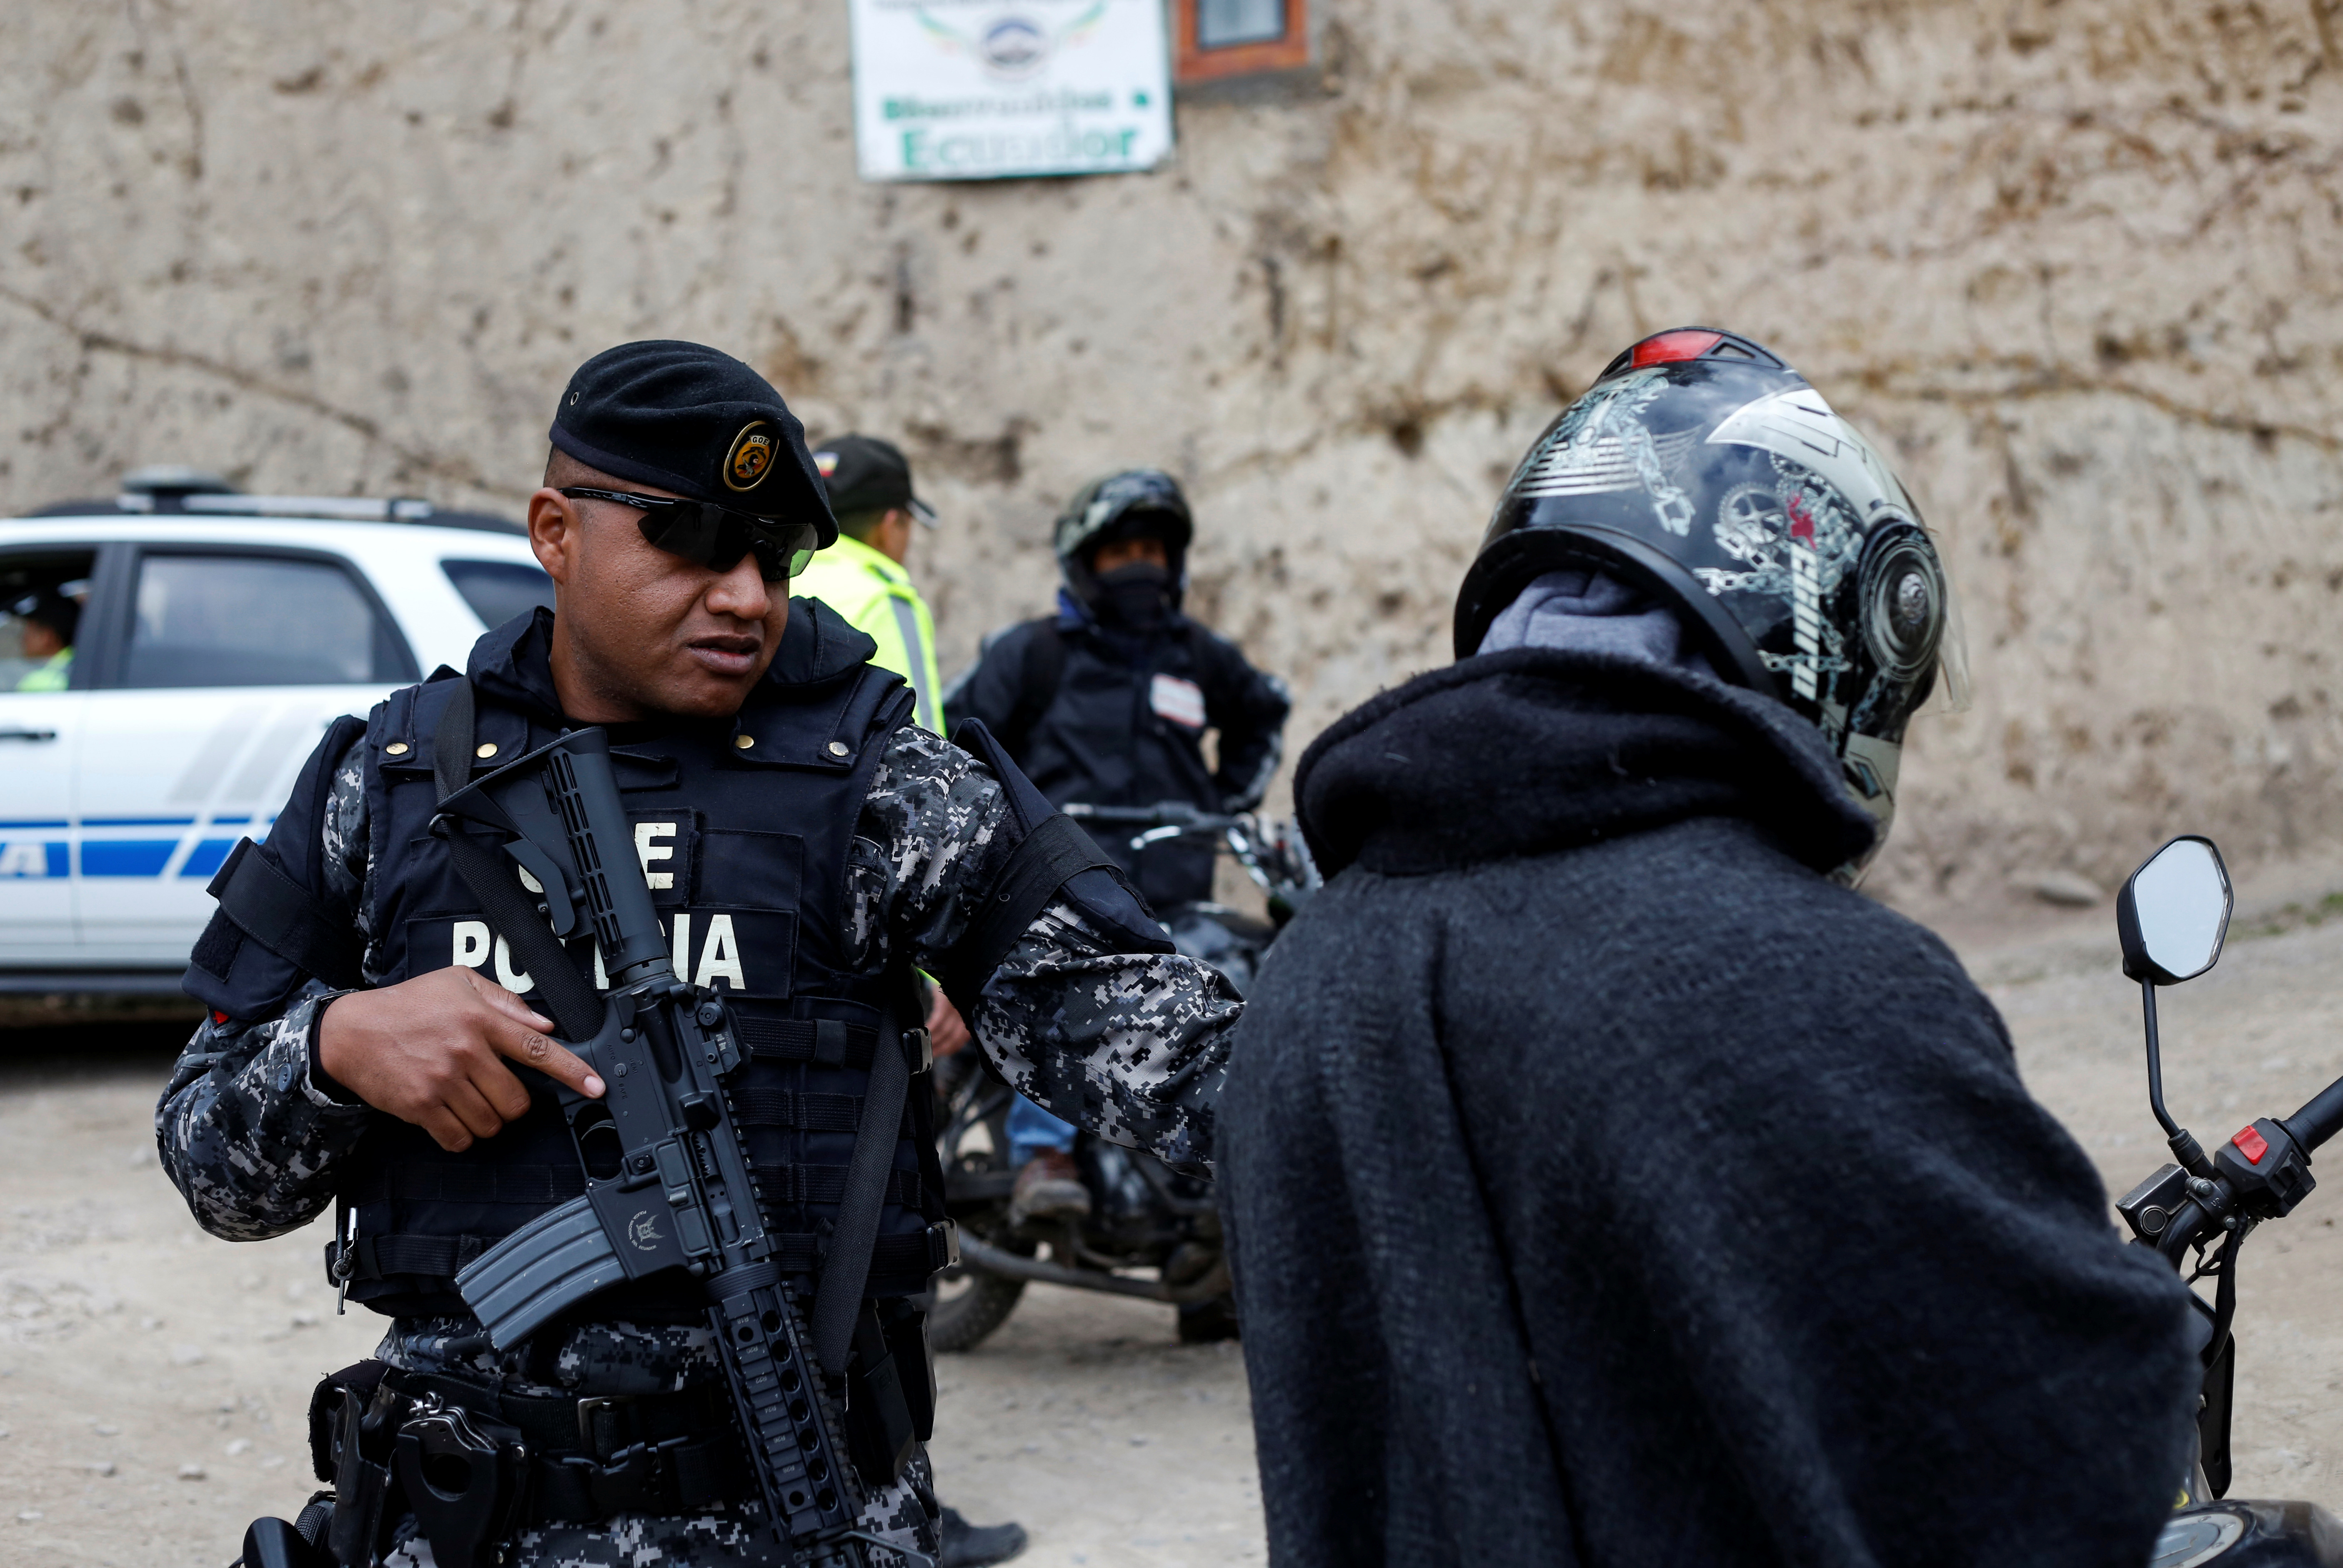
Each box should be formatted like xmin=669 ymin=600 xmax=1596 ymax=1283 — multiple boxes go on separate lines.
xmin=922 ymin=802 xmax=1317 ymax=1353
xmin=2108 ymin=836 xmax=2343 ymax=1565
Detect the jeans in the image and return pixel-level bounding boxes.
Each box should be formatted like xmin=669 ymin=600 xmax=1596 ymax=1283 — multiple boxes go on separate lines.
xmin=1006 ymin=1093 xmax=1076 ymax=1169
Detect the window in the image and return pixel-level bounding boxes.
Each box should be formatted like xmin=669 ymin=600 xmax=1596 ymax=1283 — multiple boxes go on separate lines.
xmin=1199 ymin=0 xmax=1285 ymax=47
xmin=123 ymin=553 xmax=416 ymax=687
xmin=0 ymin=551 xmax=96 ymax=691
xmin=442 ymin=558 xmax=556 ymax=632
xmin=1176 ymin=0 xmax=1308 ymax=83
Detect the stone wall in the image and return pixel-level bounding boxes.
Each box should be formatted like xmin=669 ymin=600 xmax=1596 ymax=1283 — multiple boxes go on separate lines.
xmin=5 ymin=0 xmax=2339 ymax=918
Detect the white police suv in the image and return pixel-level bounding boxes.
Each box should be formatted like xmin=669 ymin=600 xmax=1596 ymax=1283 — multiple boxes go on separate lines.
xmin=0 ymin=469 xmax=552 ymax=993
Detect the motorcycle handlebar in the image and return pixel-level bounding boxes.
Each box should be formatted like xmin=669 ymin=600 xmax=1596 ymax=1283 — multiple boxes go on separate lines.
xmin=2282 ymin=1074 xmax=2343 ymax=1154
xmin=2155 ymin=1197 xmax=2213 ymax=1264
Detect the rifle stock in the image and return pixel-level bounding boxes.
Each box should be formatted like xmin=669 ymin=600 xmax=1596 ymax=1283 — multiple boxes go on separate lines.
xmin=440 ymin=729 xmax=892 ymax=1565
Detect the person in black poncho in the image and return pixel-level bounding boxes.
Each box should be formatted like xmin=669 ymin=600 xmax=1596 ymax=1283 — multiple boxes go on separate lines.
xmin=1217 ymin=328 xmax=2200 ymax=1567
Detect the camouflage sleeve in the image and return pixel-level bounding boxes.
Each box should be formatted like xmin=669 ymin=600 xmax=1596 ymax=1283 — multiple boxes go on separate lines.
xmin=969 ymin=902 xmax=1236 ymax=1175
xmin=155 ymin=736 xmax=376 ymax=1240
xmin=849 ymin=725 xmax=1236 ymax=1173
xmin=155 ymin=986 xmax=373 ymax=1239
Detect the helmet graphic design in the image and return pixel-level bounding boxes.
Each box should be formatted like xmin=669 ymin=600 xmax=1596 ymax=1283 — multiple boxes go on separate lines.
xmin=1454 ymin=327 xmax=1966 ymax=872
xmin=1052 ymin=468 xmax=1196 ymax=611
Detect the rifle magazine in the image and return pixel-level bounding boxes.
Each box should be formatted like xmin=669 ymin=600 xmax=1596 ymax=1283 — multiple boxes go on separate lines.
xmin=454 ymin=1196 xmax=625 ymax=1352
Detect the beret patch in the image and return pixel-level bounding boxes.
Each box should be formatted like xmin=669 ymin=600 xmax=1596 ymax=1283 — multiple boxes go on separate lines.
xmin=724 ymin=421 xmax=776 ymax=493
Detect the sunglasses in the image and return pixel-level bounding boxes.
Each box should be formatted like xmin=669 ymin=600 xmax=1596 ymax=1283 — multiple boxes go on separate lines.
xmin=558 ymin=487 xmax=821 ymax=581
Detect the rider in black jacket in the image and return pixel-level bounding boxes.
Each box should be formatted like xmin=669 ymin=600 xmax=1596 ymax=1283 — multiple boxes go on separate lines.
xmin=1218 ymin=330 xmax=2199 ymax=1567
xmin=945 ymin=470 xmax=1289 ymax=1232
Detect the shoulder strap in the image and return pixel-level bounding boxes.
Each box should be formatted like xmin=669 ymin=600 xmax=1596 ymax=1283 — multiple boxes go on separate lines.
xmin=1002 ymin=620 xmax=1066 ymax=751
xmin=432 ymin=677 xmax=476 ymax=804
xmin=810 ymin=964 xmax=924 ymax=1377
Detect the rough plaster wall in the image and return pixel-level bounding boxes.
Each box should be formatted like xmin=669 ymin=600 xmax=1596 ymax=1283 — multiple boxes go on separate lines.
xmin=4 ymin=0 xmax=2339 ymax=920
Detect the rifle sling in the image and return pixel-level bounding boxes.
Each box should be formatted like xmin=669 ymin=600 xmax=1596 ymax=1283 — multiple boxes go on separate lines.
xmin=811 ymin=968 xmax=916 ymax=1378
xmin=429 ymin=679 xmax=606 ymax=1044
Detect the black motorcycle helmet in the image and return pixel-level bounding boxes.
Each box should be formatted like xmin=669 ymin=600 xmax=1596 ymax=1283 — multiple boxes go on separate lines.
xmin=1454 ymin=327 xmax=1967 ymax=865
xmin=1053 ymin=468 xmax=1195 ymax=614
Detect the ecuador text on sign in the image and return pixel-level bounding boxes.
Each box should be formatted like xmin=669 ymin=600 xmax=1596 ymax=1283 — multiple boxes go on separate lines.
xmin=849 ymin=0 xmax=1174 ymax=182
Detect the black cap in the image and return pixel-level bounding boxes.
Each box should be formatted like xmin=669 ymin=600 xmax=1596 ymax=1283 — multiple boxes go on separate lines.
xmin=810 ymin=435 xmax=938 ymax=530
xmin=549 ymin=341 xmax=836 ymax=544
xmin=9 ymin=586 xmax=82 ymax=642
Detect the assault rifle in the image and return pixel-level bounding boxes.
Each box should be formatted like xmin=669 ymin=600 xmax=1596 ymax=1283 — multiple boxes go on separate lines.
xmin=431 ymin=726 xmax=924 ymax=1568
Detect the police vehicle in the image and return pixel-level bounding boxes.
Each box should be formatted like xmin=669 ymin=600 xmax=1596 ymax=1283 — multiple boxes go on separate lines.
xmin=0 ymin=469 xmax=552 ymax=994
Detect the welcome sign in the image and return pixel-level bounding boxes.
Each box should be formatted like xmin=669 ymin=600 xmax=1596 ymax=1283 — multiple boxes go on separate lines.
xmin=849 ymin=0 xmax=1174 ymax=181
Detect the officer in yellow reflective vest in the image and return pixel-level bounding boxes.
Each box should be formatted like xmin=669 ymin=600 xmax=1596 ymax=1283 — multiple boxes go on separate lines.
xmin=797 ymin=434 xmax=1024 ymax=1566
xmin=798 ymin=435 xmax=944 ymax=733
xmin=9 ymin=587 xmax=78 ymax=691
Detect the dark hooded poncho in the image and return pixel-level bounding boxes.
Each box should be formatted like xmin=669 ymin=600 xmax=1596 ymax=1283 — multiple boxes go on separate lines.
xmin=1218 ymin=648 xmax=2199 ymax=1568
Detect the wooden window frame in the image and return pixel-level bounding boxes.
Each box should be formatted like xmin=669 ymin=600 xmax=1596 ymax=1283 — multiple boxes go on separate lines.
xmin=1174 ymin=0 xmax=1309 ymax=84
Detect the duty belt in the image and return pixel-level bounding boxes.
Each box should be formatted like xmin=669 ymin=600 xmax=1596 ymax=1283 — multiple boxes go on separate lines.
xmin=314 ymin=1363 xmax=758 ymax=1528
xmin=478 ymin=1377 xmax=754 ymax=1523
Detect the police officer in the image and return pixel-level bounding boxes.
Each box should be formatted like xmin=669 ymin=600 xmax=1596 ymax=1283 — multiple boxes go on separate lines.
xmin=158 ymin=342 xmax=1241 ymax=1568
xmin=793 ymin=434 xmax=1021 ymax=1566
xmin=943 ymin=471 xmax=1287 ymax=1231
xmin=9 ymin=586 xmax=79 ymax=690
xmin=796 ymin=436 xmax=944 ymax=734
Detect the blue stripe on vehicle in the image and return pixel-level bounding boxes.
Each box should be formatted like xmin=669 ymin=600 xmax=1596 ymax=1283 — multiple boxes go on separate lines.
xmin=178 ymin=839 xmax=241 ymax=879
xmin=83 ymin=817 xmax=200 ymax=828
xmin=0 ymin=819 xmax=70 ymax=830
xmin=81 ymin=840 xmax=180 ymax=877
xmin=0 ymin=840 xmax=70 ymax=878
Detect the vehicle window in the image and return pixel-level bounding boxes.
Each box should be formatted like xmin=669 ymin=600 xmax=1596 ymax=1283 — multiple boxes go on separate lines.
xmin=442 ymin=558 xmax=555 ymax=631
xmin=0 ymin=550 xmax=97 ymax=691
xmin=123 ymin=553 xmax=416 ymax=687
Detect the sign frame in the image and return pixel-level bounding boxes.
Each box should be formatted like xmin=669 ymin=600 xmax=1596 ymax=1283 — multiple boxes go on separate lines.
xmin=848 ymin=0 xmax=1176 ymax=183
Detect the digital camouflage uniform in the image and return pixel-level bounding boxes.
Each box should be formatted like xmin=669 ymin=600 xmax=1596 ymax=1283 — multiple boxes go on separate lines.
xmin=158 ymin=721 xmax=1239 ymax=1565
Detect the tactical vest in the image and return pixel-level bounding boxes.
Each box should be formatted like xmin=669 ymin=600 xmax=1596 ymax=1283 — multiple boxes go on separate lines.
xmin=334 ymin=657 xmax=951 ymax=1320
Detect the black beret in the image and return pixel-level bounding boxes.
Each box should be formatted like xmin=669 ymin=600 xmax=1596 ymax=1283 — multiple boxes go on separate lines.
xmin=548 ymin=341 xmax=837 ymax=545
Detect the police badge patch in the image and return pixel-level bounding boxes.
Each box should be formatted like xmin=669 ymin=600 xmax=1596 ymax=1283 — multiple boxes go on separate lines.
xmin=724 ymin=421 xmax=775 ymax=492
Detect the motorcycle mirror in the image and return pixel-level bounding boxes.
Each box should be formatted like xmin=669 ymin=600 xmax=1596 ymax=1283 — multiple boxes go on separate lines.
xmin=2118 ymin=835 xmax=2233 ymax=986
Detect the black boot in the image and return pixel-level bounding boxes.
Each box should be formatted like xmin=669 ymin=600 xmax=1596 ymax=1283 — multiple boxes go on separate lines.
xmin=939 ymin=1505 xmax=1029 ymax=1567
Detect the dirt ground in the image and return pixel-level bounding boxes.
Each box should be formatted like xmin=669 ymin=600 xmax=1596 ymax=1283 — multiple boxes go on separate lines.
xmin=5 ymin=891 xmax=2342 ymax=1567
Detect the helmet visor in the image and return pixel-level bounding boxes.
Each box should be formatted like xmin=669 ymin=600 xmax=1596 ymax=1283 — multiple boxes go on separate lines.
xmin=1916 ymin=524 xmax=1972 ymax=716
